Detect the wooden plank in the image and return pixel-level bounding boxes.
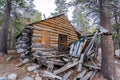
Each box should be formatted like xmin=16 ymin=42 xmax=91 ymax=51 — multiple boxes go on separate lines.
xmin=33 ymin=30 xmax=42 ymax=34
xmin=50 ymin=44 xmax=58 ymax=46
xmin=63 ymin=71 xmax=73 ymax=80
xmin=50 ymin=36 xmax=58 ymax=39
xmin=32 ymin=41 xmax=42 ymax=44
xmin=33 ymin=24 xmax=78 ymax=37
xmin=90 ymin=71 xmax=96 ymax=80
xmin=33 ymin=26 xmax=78 ymax=42
xmin=74 ymin=69 xmax=87 ymax=80
xmin=33 ymin=34 xmax=41 ymax=36
xmin=42 ymin=19 xmax=74 ymax=31
xmin=78 ymin=54 xmax=85 ymax=72
xmin=83 ymin=64 xmax=100 ymax=70
xmin=33 ymin=23 xmax=73 ymax=34
xmin=72 ymin=42 xmax=80 ymax=57
xmin=32 ymin=39 xmax=41 ymax=42
xmin=81 ymin=71 xmax=93 ymax=80
xmin=43 ymin=71 xmax=62 ymax=80
xmin=44 ymin=16 xmax=73 ymax=27
xmin=69 ymin=43 xmax=75 ymax=55
xmin=53 ymin=61 xmax=79 ymax=74
xmin=76 ymin=42 xmax=83 ymax=56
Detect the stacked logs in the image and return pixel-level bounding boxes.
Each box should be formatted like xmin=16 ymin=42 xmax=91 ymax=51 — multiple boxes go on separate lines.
xmin=16 ymin=26 xmax=33 ymax=61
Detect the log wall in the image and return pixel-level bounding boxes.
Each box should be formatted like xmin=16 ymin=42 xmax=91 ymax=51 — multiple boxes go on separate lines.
xmin=30 ymin=14 xmax=79 ymax=51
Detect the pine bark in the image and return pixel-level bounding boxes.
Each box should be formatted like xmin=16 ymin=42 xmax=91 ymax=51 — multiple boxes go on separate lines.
xmin=99 ymin=0 xmax=116 ymax=79
xmin=0 ymin=0 xmax=11 ymax=56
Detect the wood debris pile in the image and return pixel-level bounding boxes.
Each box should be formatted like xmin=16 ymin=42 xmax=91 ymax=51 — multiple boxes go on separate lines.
xmin=30 ymin=47 xmax=100 ymax=80
xmin=28 ymin=31 xmax=101 ymax=80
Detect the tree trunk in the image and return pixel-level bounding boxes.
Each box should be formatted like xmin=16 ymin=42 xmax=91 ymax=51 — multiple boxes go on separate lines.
xmin=99 ymin=0 xmax=116 ymax=79
xmin=0 ymin=0 xmax=11 ymax=56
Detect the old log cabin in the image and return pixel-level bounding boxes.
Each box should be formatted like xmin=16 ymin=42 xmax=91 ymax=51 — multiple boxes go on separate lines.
xmin=16 ymin=14 xmax=79 ymax=56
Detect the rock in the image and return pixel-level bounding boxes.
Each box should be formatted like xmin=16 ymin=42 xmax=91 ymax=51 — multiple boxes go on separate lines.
xmin=22 ymin=76 xmax=34 ymax=80
xmin=0 ymin=77 xmax=7 ymax=80
xmin=16 ymin=48 xmax=26 ymax=53
xmin=20 ymin=54 xmax=26 ymax=57
xmin=7 ymin=56 xmax=14 ymax=62
xmin=35 ymin=74 xmax=42 ymax=80
xmin=34 ymin=51 xmax=42 ymax=56
xmin=22 ymin=58 xmax=30 ymax=63
xmin=115 ymin=49 xmax=120 ymax=57
xmin=33 ymin=69 xmax=39 ymax=73
xmin=27 ymin=66 xmax=35 ymax=72
xmin=8 ymin=73 xmax=17 ymax=80
xmin=32 ymin=63 xmax=38 ymax=66
xmin=19 ymin=40 xmax=26 ymax=44
xmin=27 ymin=65 xmax=39 ymax=72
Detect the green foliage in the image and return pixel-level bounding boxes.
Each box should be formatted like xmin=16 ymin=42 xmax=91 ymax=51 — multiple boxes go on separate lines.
xmin=112 ymin=23 xmax=120 ymax=49
xmin=51 ymin=0 xmax=68 ymax=16
xmin=72 ymin=4 xmax=89 ymax=36
xmin=113 ymin=24 xmax=120 ymax=30
xmin=33 ymin=11 xmax=41 ymax=21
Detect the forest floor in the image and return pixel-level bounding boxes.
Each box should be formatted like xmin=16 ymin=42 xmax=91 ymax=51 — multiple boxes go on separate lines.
xmin=0 ymin=50 xmax=36 ymax=80
xmin=0 ymin=50 xmax=120 ymax=80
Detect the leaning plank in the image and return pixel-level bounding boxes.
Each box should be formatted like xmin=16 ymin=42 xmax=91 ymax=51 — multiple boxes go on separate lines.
xmin=83 ymin=64 xmax=100 ymax=70
xmin=53 ymin=61 xmax=79 ymax=74
xmin=76 ymin=42 xmax=83 ymax=56
xmin=81 ymin=71 xmax=93 ymax=80
xmin=69 ymin=43 xmax=75 ymax=55
xmin=72 ymin=42 xmax=79 ymax=56
xmin=62 ymin=70 xmax=73 ymax=80
xmin=43 ymin=71 xmax=62 ymax=80
xmin=78 ymin=54 xmax=84 ymax=72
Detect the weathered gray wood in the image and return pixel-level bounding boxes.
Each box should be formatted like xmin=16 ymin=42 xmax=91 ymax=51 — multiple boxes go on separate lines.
xmin=53 ymin=61 xmax=79 ymax=74
xmin=47 ymin=62 xmax=54 ymax=72
xmin=84 ymin=31 xmax=98 ymax=56
xmin=46 ymin=61 xmax=65 ymax=66
xmin=83 ymin=64 xmax=100 ymax=70
xmin=62 ymin=70 xmax=73 ymax=80
xmin=76 ymin=42 xmax=82 ymax=56
xmin=73 ymin=42 xmax=79 ymax=56
xmin=81 ymin=71 xmax=93 ymax=80
xmin=74 ymin=69 xmax=87 ymax=80
xmin=43 ymin=71 xmax=62 ymax=80
xmin=78 ymin=54 xmax=84 ymax=72
xmin=90 ymin=71 xmax=96 ymax=80
xmin=69 ymin=43 xmax=75 ymax=55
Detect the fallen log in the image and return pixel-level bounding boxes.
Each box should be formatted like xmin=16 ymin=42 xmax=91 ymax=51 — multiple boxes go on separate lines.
xmin=53 ymin=61 xmax=79 ymax=74
xmin=43 ymin=71 xmax=62 ymax=80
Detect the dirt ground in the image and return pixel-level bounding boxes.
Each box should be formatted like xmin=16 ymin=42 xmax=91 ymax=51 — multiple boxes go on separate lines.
xmin=0 ymin=50 xmax=120 ymax=80
xmin=0 ymin=50 xmax=35 ymax=80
